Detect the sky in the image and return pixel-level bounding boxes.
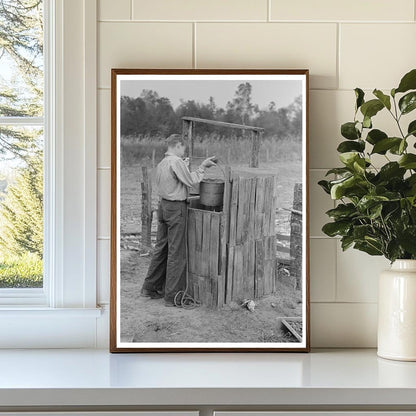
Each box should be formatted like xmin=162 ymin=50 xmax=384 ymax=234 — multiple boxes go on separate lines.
xmin=120 ymin=79 xmax=302 ymax=111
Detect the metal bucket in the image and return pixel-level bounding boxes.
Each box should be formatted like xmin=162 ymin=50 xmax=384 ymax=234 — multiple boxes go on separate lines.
xmin=199 ymin=179 xmax=225 ymax=207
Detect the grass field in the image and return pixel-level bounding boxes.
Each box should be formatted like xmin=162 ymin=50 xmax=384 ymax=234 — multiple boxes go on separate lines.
xmin=0 ymin=252 xmax=43 ymax=288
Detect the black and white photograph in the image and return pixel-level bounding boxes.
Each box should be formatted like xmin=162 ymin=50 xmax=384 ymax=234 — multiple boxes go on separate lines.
xmin=110 ymin=69 xmax=310 ymax=352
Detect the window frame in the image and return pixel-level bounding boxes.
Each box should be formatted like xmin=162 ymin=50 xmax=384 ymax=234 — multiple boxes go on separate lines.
xmin=0 ymin=0 xmax=101 ymax=348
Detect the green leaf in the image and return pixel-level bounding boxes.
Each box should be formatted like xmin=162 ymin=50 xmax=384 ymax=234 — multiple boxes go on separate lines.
xmin=399 ymin=91 xmax=416 ymax=115
xmin=371 ymin=137 xmax=402 ymax=154
xmin=389 ymin=139 xmax=408 ymax=155
xmin=395 ymin=69 xmax=416 ymax=94
xmin=399 ymin=154 xmax=416 ymax=169
xmin=377 ymin=162 xmax=406 ymax=181
xmin=325 ymin=167 xmax=351 ymax=176
xmin=337 ymin=140 xmax=365 ymax=153
xmin=355 ymin=88 xmax=365 ymax=110
xmin=407 ymin=120 xmax=416 ymax=138
xmin=373 ymin=89 xmax=391 ymax=110
xmin=360 ymin=99 xmax=384 ymax=120
xmin=369 ymin=203 xmax=383 ymax=219
xmin=366 ymin=129 xmax=387 ymax=145
xmin=341 ymin=122 xmax=360 ymax=140
xmin=318 ymin=180 xmax=331 ymax=194
xmin=354 ymin=241 xmax=383 ymax=256
xmin=322 ymin=221 xmax=351 ymax=237
xmin=352 ymin=224 xmax=374 ymax=240
xmin=341 ymin=235 xmax=355 ymax=251
xmin=330 ymin=175 xmax=360 ymax=199
xmin=398 ymin=227 xmax=416 ymax=255
xmin=325 ymin=203 xmax=357 ymax=220
xmin=339 ymin=151 xmax=360 ymax=166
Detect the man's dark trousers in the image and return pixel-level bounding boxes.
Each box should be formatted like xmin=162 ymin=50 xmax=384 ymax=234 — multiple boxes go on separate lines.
xmin=142 ymin=198 xmax=187 ymax=302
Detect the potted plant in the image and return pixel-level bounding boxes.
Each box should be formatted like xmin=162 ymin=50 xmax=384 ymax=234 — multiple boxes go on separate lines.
xmin=319 ymin=68 xmax=416 ymax=361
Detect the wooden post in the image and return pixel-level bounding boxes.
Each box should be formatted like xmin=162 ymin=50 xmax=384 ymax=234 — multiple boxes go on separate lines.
xmin=250 ymin=130 xmax=261 ymax=168
xmin=290 ymin=183 xmax=303 ymax=290
xmin=182 ymin=119 xmax=194 ymax=169
xmin=152 ymin=149 xmax=156 ymax=168
xmin=141 ymin=166 xmax=152 ymax=248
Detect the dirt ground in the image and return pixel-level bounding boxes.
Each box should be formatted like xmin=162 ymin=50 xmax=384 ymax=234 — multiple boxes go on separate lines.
xmin=119 ymin=158 xmax=303 ymax=344
xmin=120 ymin=249 xmax=302 ymax=343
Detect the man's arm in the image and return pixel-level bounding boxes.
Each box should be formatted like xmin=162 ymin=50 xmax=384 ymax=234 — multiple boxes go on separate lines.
xmin=171 ymin=158 xmax=205 ymax=187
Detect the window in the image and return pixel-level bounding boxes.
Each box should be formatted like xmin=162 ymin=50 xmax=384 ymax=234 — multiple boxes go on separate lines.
xmin=0 ymin=0 xmax=47 ymax=303
xmin=0 ymin=0 xmax=101 ymax=347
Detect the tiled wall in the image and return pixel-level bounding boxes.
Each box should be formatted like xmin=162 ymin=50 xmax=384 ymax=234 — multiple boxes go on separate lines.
xmin=96 ymin=0 xmax=416 ymax=347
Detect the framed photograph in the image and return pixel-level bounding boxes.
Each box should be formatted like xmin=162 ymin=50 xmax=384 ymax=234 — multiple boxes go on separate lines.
xmin=110 ymin=69 xmax=310 ymax=352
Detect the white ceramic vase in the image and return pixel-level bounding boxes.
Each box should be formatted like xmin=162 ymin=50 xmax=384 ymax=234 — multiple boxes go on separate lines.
xmin=377 ymin=259 xmax=416 ymax=361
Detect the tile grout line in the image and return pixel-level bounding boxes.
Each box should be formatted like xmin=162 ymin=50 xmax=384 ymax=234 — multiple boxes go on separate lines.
xmin=193 ymin=22 xmax=197 ymax=68
xmin=336 ymin=22 xmax=340 ymax=90
xmin=267 ymin=0 xmax=271 ymax=22
xmin=130 ymin=0 xmax=133 ymax=20
xmin=97 ymin=19 xmax=416 ymax=24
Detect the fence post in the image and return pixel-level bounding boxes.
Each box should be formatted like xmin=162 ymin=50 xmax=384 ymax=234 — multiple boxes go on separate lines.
xmin=290 ymin=183 xmax=302 ymax=290
xmin=141 ymin=166 xmax=152 ymax=248
xmin=250 ymin=130 xmax=261 ymax=168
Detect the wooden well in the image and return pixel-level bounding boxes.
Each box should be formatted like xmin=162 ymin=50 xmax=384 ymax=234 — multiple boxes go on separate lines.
xmin=186 ymin=168 xmax=277 ymax=309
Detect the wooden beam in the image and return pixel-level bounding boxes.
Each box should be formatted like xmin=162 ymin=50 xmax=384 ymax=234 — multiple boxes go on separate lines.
xmin=181 ymin=116 xmax=264 ymax=132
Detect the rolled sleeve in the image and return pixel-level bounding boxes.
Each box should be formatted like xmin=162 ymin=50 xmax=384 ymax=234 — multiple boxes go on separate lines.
xmin=171 ymin=159 xmax=205 ymax=188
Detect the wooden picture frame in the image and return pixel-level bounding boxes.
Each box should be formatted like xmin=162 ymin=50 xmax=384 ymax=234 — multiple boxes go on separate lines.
xmin=110 ymin=69 xmax=310 ymax=352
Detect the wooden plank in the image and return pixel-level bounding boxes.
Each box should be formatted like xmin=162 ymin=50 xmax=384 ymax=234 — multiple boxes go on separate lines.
xmin=263 ymin=177 xmax=272 ymax=235
xmin=226 ymin=245 xmax=234 ymax=304
xmin=255 ymin=239 xmax=265 ymax=298
xmin=247 ymin=239 xmax=255 ymax=299
xmin=248 ymin=177 xmax=256 ymax=239
xmin=182 ymin=116 xmax=264 ymax=132
xmin=276 ymin=244 xmax=291 ymax=254
xmin=209 ymin=214 xmax=220 ymax=276
xmin=194 ymin=210 xmax=203 ymax=254
xmin=244 ymin=180 xmax=250 ymax=245
xmin=229 ymin=178 xmax=239 ymax=246
xmin=219 ymin=166 xmax=232 ymax=308
xmin=236 ymin=244 xmax=244 ymax=301
xmin=187 ymin=209 xmax=196 ymax=274
xmin=270 ymin=175 xmax=277 ymax=236
xmin=254 ymin=177 xmax=265 ymax=239
xmin=276 ymin=233 xmax=291 ymax=242
xmin=236 ymin=177 xmax=246 ymax=245
xmin=201 ymin=212 xmax=211 ymax=277
xmin=210 ymin=214 xmax=220 ymax=309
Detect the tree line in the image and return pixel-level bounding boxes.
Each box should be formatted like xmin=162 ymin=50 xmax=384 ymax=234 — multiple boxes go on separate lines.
xmin=121 ymin=82 xmax=302 ymax=140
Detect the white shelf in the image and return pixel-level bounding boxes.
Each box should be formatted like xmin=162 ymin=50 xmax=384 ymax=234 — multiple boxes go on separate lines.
xmin=0 ymin=348 xmax=415 ymax=409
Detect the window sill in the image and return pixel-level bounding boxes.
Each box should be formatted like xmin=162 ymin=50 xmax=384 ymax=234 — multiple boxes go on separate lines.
xmin=0 ymin=306 xmax=104 ymax=348
xmin=0 ymin=306 xmax=102 ymax=317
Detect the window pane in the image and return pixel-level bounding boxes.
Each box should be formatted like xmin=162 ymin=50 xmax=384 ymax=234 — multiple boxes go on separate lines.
xmin=0 ymin=0 xmax=44 ymax=117
xmin=0 ymin=126 xmax=43 ymax=289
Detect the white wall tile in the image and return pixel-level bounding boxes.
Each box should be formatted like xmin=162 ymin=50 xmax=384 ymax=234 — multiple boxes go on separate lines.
xmin=133 ymin=0 xmax=268 ymax=21
xmin=310 ymin=239 xmax=336 ymax=302
xmin=336 ymin=244 xmax=390 ymax=302
xmin=309 ymin=90 xmax=348 ymax=169
xmin=98 ymin=169 xmax=111 ymax=238
xmin=311 ymin=302 xmax=378 ymax=347
xmin=98 ymin=22 xmax=193 ymax=88
xmin=97 ymin=239 xmax=110 ymax=304
xmin=309 ymin=170 xmax=334 ymax=237
xmin=271 ymin=0 xmax=414 ymax=22
xmin=98 ymin=0 xmax=131 ymax=21
xmin=196 ymin=23 xmax=338 ymax=89
xmin=340 ymin=23 xmax=416 ymax=90
xmin=98 ymin=89 xmax=111 ymax=168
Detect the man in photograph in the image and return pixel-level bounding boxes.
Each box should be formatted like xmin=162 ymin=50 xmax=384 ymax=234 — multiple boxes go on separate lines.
xmin=140 ymin=134 xmax=217 ymax=307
